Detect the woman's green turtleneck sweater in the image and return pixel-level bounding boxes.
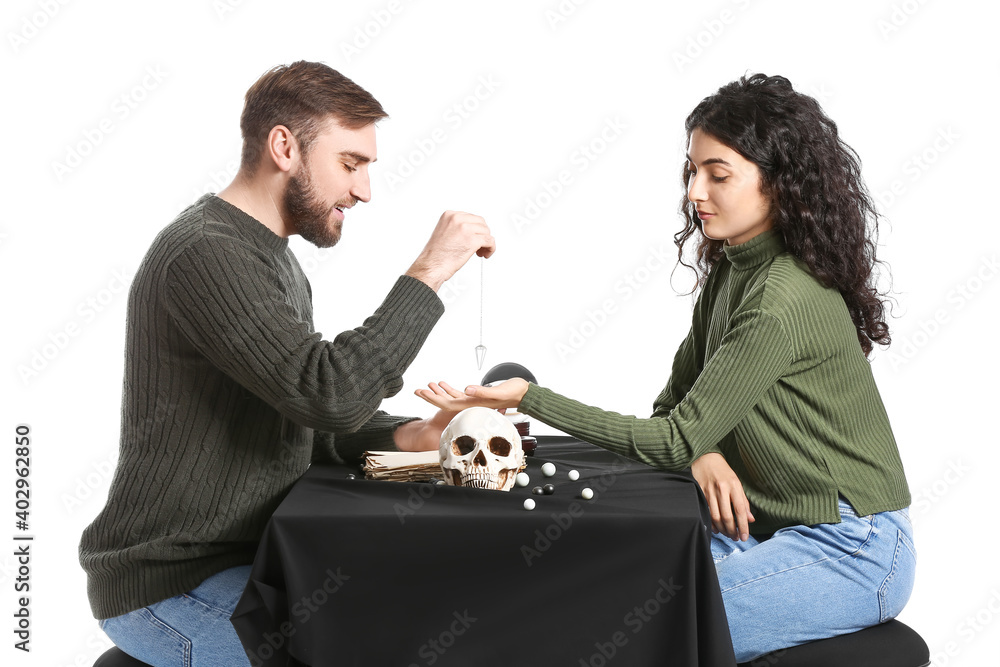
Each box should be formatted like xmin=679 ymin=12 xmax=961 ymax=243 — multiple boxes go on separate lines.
xmin=520 ymin=230 xmax=910 ymax=533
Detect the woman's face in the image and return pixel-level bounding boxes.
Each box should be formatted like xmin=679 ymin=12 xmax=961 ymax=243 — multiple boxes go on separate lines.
xmin=685 ymin=128 xmax=773 ymax=246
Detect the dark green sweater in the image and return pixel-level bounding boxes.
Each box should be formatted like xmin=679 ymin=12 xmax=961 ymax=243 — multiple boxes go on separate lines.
xmin=79 ymin=195 xmax=443 ymax=619
xmin=520 ymin=230 xmax=910 ymax=533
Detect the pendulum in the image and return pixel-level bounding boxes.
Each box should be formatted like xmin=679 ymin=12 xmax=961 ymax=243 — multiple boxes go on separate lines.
xmin=475 ymin=257 xmax=487 ymax=370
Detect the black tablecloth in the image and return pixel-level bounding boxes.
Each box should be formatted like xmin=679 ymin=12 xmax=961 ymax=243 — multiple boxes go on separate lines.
xmin=232 ymin=436 xmax=737 ymax=667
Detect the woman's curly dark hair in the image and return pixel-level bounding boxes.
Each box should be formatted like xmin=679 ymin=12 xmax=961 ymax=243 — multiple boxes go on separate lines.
xmin=675 ymin=73 xmax=892 ymax=356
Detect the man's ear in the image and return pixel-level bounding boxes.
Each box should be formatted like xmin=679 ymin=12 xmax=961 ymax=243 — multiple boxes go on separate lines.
xmin=266 ymin=125 xmax=299 ymax=174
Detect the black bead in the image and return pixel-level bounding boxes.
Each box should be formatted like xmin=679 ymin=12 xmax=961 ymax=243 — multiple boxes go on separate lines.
xmin=542 ymin=484 xmax=555 ymax=495
xmin=346 ymin=474 xmax=357 ymax=480
xmin=531 ymin=486 xmax=545 ymax=495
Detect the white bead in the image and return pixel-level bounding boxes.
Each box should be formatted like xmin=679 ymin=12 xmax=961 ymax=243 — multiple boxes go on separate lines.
xmin=523 ymin=498 xmax=536 ymax=511
xmin=581 ymin=487 xmax=594 ymax=500
xmin=541 ymin=462 xmax=556 ymax=477
xmin=568 ymin=469 xmax=580 ymax=481
xmin=515 ymin=472 xmax=530 ymax=487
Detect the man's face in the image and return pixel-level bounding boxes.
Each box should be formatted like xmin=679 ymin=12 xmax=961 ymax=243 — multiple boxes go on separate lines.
xmin=283 ymin=119 xmax=376 ymax=248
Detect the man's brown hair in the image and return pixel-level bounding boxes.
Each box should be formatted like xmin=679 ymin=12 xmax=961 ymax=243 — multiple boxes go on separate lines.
xmin=239 ymin=61 xmax=388 ymax=175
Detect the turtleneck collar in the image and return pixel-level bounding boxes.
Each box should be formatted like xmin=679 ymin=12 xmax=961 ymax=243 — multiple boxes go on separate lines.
xmin=723 ymin=229 xmax=786 ymax=270
xmin=206 ymin=194 xmax=290 ymax=254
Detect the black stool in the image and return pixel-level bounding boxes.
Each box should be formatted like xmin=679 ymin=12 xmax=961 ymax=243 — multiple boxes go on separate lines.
xmin=93 ymin=622 xmax=926 ymax=667
xmin=737 ymin=619 xmax=929 ymax=667
xmin=94 ymin=647 xmax=153 ymax=666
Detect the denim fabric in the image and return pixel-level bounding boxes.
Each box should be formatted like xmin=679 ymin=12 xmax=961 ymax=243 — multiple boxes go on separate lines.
xmin=712 ymin=497 xmax=916 ymax=663
xmin=100 ymin=565 xmax=252 ymax=667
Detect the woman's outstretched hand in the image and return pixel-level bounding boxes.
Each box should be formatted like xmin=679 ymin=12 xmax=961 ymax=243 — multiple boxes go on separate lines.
xmin=415 ymin=378 xmax=530 ymax=412
xmin=691 ymin=452 xmax=755 ymax=542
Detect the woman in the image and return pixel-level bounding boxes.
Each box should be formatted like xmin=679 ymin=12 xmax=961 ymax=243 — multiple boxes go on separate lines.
xmin=416 ymin=74 xmax=915 ymax=663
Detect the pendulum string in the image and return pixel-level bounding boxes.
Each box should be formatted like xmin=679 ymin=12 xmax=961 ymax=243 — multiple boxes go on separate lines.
xmin=475 ymin=258 xmax=487 ymax=370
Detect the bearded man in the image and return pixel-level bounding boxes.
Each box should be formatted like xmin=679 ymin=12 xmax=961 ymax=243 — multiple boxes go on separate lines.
xmin=79 ymin=61 xmax=494 ymax=666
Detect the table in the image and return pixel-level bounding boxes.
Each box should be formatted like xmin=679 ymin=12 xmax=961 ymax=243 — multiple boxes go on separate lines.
xmin=232 ymin=436 xmax=737 ymax=667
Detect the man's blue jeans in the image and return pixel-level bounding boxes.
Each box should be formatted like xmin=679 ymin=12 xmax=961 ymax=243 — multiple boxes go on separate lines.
xmin=100 ymin=565 xmax=252 ymax=667
xmin=713 ymin=496 xmax=916 ymax=663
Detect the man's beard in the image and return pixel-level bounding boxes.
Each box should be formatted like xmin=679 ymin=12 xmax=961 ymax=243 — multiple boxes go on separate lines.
xmin=283 ymin=158 xmax=350 ymax=249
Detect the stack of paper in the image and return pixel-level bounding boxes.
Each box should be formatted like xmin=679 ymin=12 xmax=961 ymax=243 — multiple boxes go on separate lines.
xmin=362 ymin=450 xmax=442 ymax=482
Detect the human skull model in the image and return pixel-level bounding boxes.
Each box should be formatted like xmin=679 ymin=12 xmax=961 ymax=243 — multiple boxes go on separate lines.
xmin=439 ymin=407 xmax=525 ymax=491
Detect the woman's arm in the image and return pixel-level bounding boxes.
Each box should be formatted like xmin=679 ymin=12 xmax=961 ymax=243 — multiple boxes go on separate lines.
xmin=419 ymin=381 xmax=757 ymax=540
xmin=418 ymin=308 xmax=794 ymax=471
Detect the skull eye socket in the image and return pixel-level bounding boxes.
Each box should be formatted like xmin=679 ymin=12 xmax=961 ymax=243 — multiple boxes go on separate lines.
xmin=453 ymin=435 xmax=476 ymax=456
xmin=489 ymin=437 xmax=512 ymax=457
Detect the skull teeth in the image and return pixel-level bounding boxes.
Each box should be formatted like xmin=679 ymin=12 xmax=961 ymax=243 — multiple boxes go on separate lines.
xmin=460 ymin=473 xmax=499 ymax=489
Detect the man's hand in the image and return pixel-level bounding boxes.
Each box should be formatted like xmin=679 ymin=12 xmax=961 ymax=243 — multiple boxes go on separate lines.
xmin=393 ymin=408 xmax=458 ymax=452
xmin=415 ymin=379 xmax=529 ymax=412
xmin=405 ymin=211 xmax=495 ymax=292
xmin=691 ymin=452 xmax=755 ymax=541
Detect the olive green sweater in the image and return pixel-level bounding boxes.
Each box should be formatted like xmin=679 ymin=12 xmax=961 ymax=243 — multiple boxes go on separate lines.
xmin=79 ymin=195 xmax=443 ymax=619
xmin=520 ymin=230 xmax=910 ymax=533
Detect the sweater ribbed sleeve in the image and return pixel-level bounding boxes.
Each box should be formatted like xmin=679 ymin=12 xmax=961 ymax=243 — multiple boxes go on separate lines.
xmin=520 ymin=310 xmax=793 ymax=469
xmin=312 ymin=411 xmax=419 ymax=464
xmin=164 ymin=239 xmax=439 ymax=432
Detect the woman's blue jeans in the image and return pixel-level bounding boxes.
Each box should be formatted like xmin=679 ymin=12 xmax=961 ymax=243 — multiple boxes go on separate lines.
xmin=713 ymin=497 xmax=916 ymax=663
xmin=100 ymin=565 xmax=252 ymax=667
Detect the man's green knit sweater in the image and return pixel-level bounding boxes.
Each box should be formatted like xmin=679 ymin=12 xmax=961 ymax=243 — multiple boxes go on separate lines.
xmin=520 ymin=229 xmax=910 ymax=534
xmin=79 ymin=195 xmax=444 ymax=619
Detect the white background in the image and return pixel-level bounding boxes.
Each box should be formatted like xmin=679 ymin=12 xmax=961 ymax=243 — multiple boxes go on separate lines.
xmin=3 ymin=0 xmax=998 ymax=665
